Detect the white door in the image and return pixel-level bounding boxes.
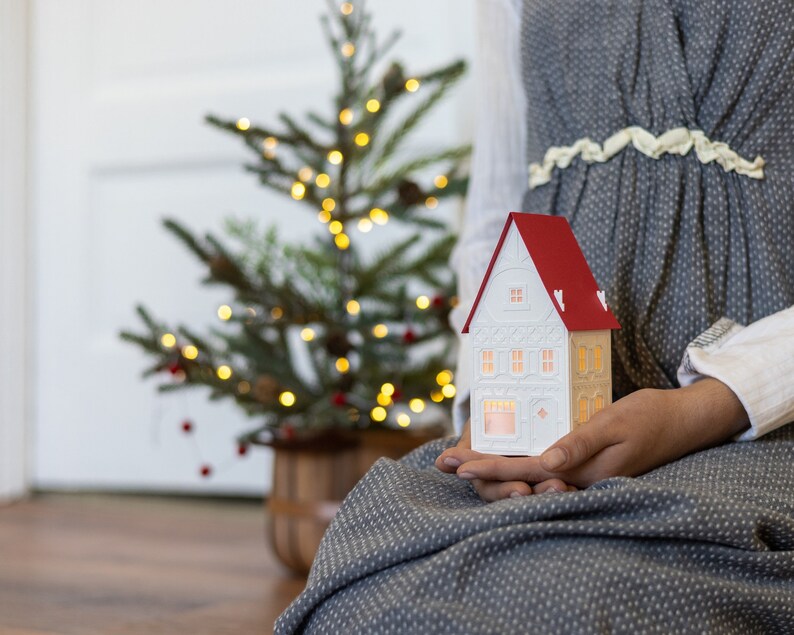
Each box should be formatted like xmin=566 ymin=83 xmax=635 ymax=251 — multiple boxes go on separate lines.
xmin=530 ymin=398 xmax=558 ymax=453
xmin=30 ymin=0 xmax=474 ymax=494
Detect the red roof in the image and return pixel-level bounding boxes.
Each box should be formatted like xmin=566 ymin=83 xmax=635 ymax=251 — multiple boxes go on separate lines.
xmin=462 ymin=212 xmax=621 ymax=333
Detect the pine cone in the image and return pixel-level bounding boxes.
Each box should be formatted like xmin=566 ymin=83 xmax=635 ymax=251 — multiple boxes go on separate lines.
xmin=382 ymin=63 xmax=405 ymax=95
xmin=398 ymin=180 xmax=423 ymax=206
xmin=325 ymin=330 xmax=352 ymax=357
xmin=252 ymin=375 xmax=280 ymax=404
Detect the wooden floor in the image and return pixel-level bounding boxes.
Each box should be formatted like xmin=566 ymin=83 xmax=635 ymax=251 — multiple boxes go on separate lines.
xmin=0 ymin=494 xmax=307 ymax=635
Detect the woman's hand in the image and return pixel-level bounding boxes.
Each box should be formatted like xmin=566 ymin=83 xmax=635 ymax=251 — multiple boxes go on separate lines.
xmin=437 ymin=378 xmax=749 ymax=500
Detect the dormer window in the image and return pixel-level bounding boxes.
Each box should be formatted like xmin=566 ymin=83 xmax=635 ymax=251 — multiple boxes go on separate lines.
xmin=508 ymin=286 xmax=525 ymax=305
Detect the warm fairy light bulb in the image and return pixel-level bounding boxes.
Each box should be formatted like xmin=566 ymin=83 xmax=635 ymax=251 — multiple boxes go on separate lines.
xmin=409 ymin=398 xmax=425 ymax=413
xmin=315 ymin=173 xmax=330 ymax=188
xmin=335 ymin=357 xmax=350 ymax=373
xmin=436 ymin=370 xmax=453 ymax=386
xmin=300 ymin=327 xmax=316 ymax=341
xmin=397 ymin=413 xmax=411 ymax=427
xmin=263 ymin=136 xmax=278 ymax=150
xmin=341 ymin=42 xmax=355 ymax=57
xmin=322 ymin=198 xmax=336 ymax=212
xmin=291 ymin=182 xmax=306 ymax=200
xmin=328 ymin=220 xmax=343 ymax=235
xmin=366 ymin=98 xmax=380 ymax=113
xmin=182 ymin=345 xmax=199 ymax=360
xmin=434 ymin=175 xmax=448 ymax=189
xmin=346 ymin=299 xmax=361 ymax=315
xmin=238 ymin=380 xmax=251 ymax=394
xmin=339 ymin=108 xmax=354 ymax=125
xmin=405 ymin=78 xmax=420 ymax=92
xmin=279 ymin=391 xmax=296 ymax=407
xmin=340 ymin=2 xmax=354 ymax=15
xmin=160 ymin=333 xmax=176 ymax=348
xmin=327 ymin=150 xmax=344 ymax=165
xmin=441 ymin=383 xmax=456 ymax=398
xmin=430 ymin=390 xmax=444 ymax=403
xmin=416 ymin=295 xmax=430 ymax=310
xmin=335 ymin=233 xmax=350 ymax=250
xmin=216 ymin=365 xmax=233 ymax=380
xmin=372 ymin=323 xmax=388 ymax=338
xmin=217 ymin=305 xmax=233 ymax=321
xmin=425 ymin=196 xmax=438 ymax=209
xmin=270 ymin=306 xmax=284 ymax=320
xmin=369 ymin=208 xmax=389 ymax=225
xmin=377 ymin=393 xmax=392 ymax=406
xmin=371 ymin=406 xmax=387 ymax=422
xmin=298 ymin=166 xmax=314 ymax=182
xmin=381 ymin=382 xmax=395 ymax=397
xmin=318 ymin=210 xmax=332 ymax=223
xmin=354 ymin=132 xmax=370 ymax=147
xmin=357 ymin=218 xmax=373 ymax=233
xmin=236 ymin=117 xmax=251 ymax=130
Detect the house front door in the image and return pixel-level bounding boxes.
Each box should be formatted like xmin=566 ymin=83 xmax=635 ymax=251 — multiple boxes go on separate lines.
xmin=530 ymin=398 xmax=558 ymax=454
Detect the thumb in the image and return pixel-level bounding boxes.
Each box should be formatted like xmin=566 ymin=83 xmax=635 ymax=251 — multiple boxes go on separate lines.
xmin=539 ymin=424 xmax=610 ymax=472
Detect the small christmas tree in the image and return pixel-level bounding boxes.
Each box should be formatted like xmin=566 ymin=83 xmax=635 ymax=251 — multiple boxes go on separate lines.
xmin=120 ymin=0 xmax=469 ymax=446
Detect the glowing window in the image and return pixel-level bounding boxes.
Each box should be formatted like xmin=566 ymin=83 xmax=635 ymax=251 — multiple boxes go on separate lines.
xmin=541 ymin=349 xmax=556 ymax=374
xmin=594 ymin=346 xmax=603 ymax=372
xmin=594 ymin=394 xmax=605 ymax=413
xmin=578 ymin=346 xmax=587 ymax=373
xmin=578 ymin=397 xmax=589 ymax=423
xmin=511 ymin=350 xmax=524 ymax=375
xmin=481 ymin=350 xmax=494 ymax=375
xmin=509 ymin=287 xmax=524 ymax=304
xmin=484 ymin=400 xmax=516 ymax=435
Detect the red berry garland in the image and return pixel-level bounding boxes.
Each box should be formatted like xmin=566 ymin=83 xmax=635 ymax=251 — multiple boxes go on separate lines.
xmin=181 ymin=420 xmax=193 ymax=433
xmin=199 ymin=464 xmax=212 ymax=478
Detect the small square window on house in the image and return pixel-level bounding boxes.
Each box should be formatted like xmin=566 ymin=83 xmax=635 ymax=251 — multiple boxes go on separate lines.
xmin=541 ymin=349 xmax=556 ymax=374
xmin=484 ymin=399 xmax=516 ymax=435
xmin=481 ymin=350 xmax=494 ymax=375
xmin=509 ymin=287 xmax=524 ymax=304
xmin=511 ymin=349 xmax=524 ymax=375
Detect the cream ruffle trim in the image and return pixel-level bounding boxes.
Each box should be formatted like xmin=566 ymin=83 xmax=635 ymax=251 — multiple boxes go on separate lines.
xmin=528 ymin=126 xmax=765 ymax=189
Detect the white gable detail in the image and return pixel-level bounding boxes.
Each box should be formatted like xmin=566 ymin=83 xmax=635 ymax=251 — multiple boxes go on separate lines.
xmin=596 ymin=290 xmax=608 ymax=311
xmin=553 ymin=289 xmax=565 ymax=312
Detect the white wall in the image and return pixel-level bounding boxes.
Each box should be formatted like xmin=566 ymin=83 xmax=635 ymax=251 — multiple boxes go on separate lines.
xmin=0 ymin=0 xmax=30 ymax=503
xmin=30 ymin=0 xmax=476 ymax=494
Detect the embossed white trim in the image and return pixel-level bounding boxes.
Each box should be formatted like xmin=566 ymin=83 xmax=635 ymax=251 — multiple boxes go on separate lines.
xmin=528 ymin=126 xmax=765 ymax=189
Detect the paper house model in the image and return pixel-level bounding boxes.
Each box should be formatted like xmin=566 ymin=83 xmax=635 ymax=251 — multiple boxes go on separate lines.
xmin=462 ymin=212 xmax=621 ymax=456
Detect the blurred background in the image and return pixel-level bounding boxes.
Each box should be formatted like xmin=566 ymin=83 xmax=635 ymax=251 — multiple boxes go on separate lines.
xmin=0 ymin=0 xmax=476 ymax=501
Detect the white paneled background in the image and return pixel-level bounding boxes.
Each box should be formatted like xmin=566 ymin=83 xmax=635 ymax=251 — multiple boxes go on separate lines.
xmin=31 ymin=0 xmax=476 ymax=494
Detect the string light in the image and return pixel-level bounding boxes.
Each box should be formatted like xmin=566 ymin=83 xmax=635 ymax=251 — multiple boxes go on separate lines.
xmin=409 ymin=398 xmax=425 ymax=413
xmin=315 ymin=173 xmax=330 ymax=188
xmin=216 ymin=365 xmax=233 ymax=380
xmin=335 ymin=357 xmax=350 ymax=373
xmin=369 ymin=208 xmax=389 ymax=225
xmin=441 ymin=383 xmax=457 ymax=398
xmin=318 ymin=210 xmax=332 ymax=223
xmin=298 ymin=166 xmax=314 ymax=182
xmin=434 ymin=175 xmax=448 ymax=189
xmin=300 ymin=327 xmax=316 ymax=341
xmin=377 ymin=393 xmax=392 ymax=406
xmin=182 ymin=345 xmax=199 ymax=360
xmin=416 ymin=295 xmax=430 ymax=310
xmin=372 ymin=323 xmax=388 ymax=338
xmin=339 ymin=108 xmax=354 ymax=125
xmin=370 ymin=406 xmax=387 ymax=422
xmin=346 ymin=300 xmax=361 ymax=315
xmin=335 ymin=233 xmax=350 ymax=250
xmin=381 ymin=382 xmax=395 ymax=397
xmin=246 ymin=307 xmax=257 ymax=318
xmin=430 ymin=390 xmax=444 ymax=403
xmin=436 ymin=370 xmax=453 ymax=386
xmin=328 ymin=220 xmax=343 ymax=235
xmin=271 ymin=306 xmax=283 ymax=319
xmin=279 ymin=391 xmax=296 ymax=407
xmin=341 ymin=42 xmax=355 ymax=57
xmin=354 ymin=132 xmax=370 ymax=147
xmin=450 ymin=296 xmax=459 ymax=308
xmin=291 ymin=182 xmax=306 ymax=200
xmin=340 ymin=2 xmax=354 ymax=15
xmin=217 ymin=305 xmax=233 ymax=321
xmin=425 ymin=196 xmax=438 ymax=209
xmin=238 ymin=380 xmax=251 ymax=394
xmin=327 ymin=150 xmax=343 ymax=165
xmin=405 ymin=78 xmax=420 ymax=92
xmin=366 ymin=98 xmax=380 ymax=113
xmin=236 ymin=117 xmax=251 ymax=130
xmin=357 ymin=218 xmax=373 ymax=233
xmin=322 ymin=198 xmax=336 ymax=211
xmin=160 ymin=333 xmax=176 ymax=348
xmin=397 ymin=413 xmax=411 ymax=427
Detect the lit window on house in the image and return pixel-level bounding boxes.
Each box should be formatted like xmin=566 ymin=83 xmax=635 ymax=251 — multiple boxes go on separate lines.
xmin=481 ymin=350 xmax=495 ymax=375
xmin=541 ymin=349 xmax=556 ymax=374
xmin=578 ymin=346 xmax=587 ymax=373
xmin=509 ymin=287 xmax=524 ymax=304
xmin=594 ymin=345 xmax=603 ymax=372
xmin=594 ymin=394 xmax=605 ymax=413
xmin=484 ymin=400 xmax=516 ymax=435
xmin=511 ymin=349 xmax=524 ymax=375
xmin=578 ymin=397 xmax=589 ymax=423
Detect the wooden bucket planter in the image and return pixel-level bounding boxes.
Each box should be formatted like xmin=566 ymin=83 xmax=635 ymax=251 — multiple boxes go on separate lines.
xmin=259 ymin=427 xmax=442 ymax=575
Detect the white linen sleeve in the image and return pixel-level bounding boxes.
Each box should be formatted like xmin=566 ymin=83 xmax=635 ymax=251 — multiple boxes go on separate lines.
xmin=677 ymin=306 xmax=794 ymax=441
xmin=449 ymin=0 xmax=527 ymax=434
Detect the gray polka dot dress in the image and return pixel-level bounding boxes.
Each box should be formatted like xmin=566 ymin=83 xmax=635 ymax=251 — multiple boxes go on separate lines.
xmin=275 ymin=2 xmax=794 ymax=633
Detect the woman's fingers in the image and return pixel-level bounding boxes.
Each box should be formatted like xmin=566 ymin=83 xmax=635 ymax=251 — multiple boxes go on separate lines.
xmin=473 ymin=479 xmax=532 ymax=502
xmin=436 ymin=446 xmax=493 ymax=473
xmin=456 ymin=455 xmax=554 ymax=484
xmin=533 ymin=478 xmax=577 ymax=494
xmin=539 ymin=414 xmax=620 ymax=472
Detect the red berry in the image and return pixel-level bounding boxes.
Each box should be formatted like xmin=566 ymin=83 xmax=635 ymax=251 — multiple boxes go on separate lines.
xmin=199 ymin=464 xmax=212 ymax=478
xmin=391 ymin=389 xmax=403 ymax=402
xmin=181 ymin=420 xmax=193 ymax=433
xmin=167 ymin=361 xmax=182 ymax=375
xmin=237 ymin=444 xmax=249 ymax=456
xmin=432 ymin=295 xmax=444 ymax=308
xmin=402 ymin=329 xmax=416 ymax=344
xmin=331 ymin=392 xmax=347 ymax=407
